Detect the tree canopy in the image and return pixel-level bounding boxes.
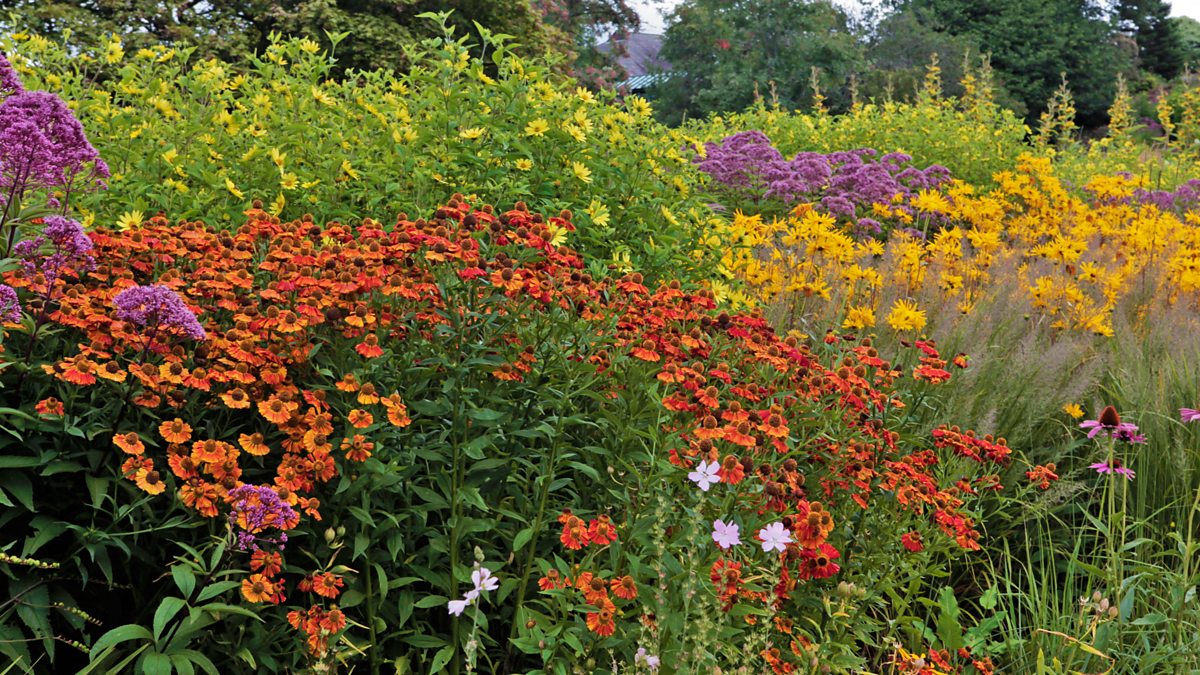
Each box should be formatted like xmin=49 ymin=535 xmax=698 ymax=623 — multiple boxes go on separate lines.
xmin=654 ymin=0 xmax=863 ymax=123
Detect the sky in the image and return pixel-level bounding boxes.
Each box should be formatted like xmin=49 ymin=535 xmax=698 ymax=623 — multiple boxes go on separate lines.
xmin=631 ymin=0 xmax=1200 ymax=34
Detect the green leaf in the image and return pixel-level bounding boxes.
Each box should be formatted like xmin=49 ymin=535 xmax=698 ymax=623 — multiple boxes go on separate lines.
xmin=512 ymin=527 xmax=534 ymax=554
xmin=195 ymin=581 xmax=240 ymax=603
xmin=430 ymin=645 xmax=455 ymax=673
xmin=0 ymin=472 xmax=33 ymax=510
xmin=90 ymin=624 xmax=154 ymax=657
xmin=171 ymin=566 xmax=196 ymax=599
xmin=153 ymin=597 xmax=187 ymax=642
xmin=414 ymin=595 xmax=447 ymax=609
xmin=141 ymin=651 xmax=173 ymax=675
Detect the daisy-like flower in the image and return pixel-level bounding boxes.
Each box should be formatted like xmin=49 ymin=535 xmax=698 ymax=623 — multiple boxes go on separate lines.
xmin=758 ymin=521 xmax=793 ymax=553
xmin=687 ymin=460 xmax=721 ymax=491
xmin=1090 ymin=461 xmax=1135 ymax=480
xmin=1181 ymin=408 xmax=1200 ymax=423
xmin=1080 ymin=406 xmax=1145 ymax=444
xmin=711 ymin=519 xmax=742 ymax=549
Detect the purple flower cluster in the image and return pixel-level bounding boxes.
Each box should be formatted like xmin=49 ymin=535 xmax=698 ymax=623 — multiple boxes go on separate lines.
xmin=693 ymin=131 xmax=952 ymax=233
xmin=227 ymin=484 xmax=300 ymax=551
xmin=112 ymin=284 xmax=207 ymax=341
xmin=0 ymin=284 xmax=20 ymax=323
xmin=0 ymin=90 xmax=109 ymax=206
xmin=1128 ymin=179 xmax=1200 ymax=213
xmin=13 ymin=215 xmax=95 ymax=285
xmin=0 ymin=53 xmax=22 ymax=96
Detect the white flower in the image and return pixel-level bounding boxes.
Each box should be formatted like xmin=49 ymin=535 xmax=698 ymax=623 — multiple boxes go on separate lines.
xmin=687 ymin=460 xmax=720 ymax=491
xmin=758 ymin=521 xmax=793 ymax=553
xmin=447 ymin=598 xmax=470 ymax=616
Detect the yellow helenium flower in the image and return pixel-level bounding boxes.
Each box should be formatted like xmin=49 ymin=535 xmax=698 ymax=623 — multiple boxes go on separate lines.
xmin=886 ymin=298 xmax=927 ymax=332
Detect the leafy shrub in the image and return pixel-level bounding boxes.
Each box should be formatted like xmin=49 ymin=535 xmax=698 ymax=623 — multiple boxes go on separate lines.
xmin=2 ymin=19 xmax=721 ymax=285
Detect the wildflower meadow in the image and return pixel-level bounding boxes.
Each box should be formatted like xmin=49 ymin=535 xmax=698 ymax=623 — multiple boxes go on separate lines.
xmin=3 ymin=6 xmax=1200 ymax=675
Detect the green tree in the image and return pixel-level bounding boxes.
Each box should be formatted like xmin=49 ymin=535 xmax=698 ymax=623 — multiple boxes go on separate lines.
xmin=653 ymin=0 xmax=864 ymax=123
xmin=897 ymin=0 xmax=1128 ymax=125
xmin=1116 ymin=0 xmax=1184 ymax=79
xmin=1173 ymin=15 xmax=1200 ymax=68
xmin=0 ymin=0 xmax=556 ymax=73
xmin=534 ymin=0 xmax=640 ymax=88
xmin=862 ymin=9 xmax=1023 ymax=113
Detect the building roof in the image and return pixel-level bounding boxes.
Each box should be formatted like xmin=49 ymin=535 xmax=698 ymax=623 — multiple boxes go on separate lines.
xmin=597 ymin=32 xmax=672 ymax=79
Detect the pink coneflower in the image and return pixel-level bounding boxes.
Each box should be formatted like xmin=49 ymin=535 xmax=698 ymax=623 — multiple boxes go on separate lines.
xmin=1181 ymin=408 xmax=1200 ymax=423
xmin=1079 ymin=406 xmax=1145 ymax=444
xmin=1090 ymin=461 xmax=1135 ymax=480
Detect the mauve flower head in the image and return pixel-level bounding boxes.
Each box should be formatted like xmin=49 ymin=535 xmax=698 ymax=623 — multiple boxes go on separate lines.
xmin=0 ymin=53 xmax=22 ymax=96
xmin=14 ymin=215 xmax=95 ymax=284
xmin=694 ymin=131 xmax=953 ymax=237
xmin=0 ymin=91 xmax=109 ymax=199
xmin=0 ymin=284 xmax=20 ymax=323
xmin=227 ymin=484 xmax=299 ymax=551
xmin=113 ymin=284 xmax=206 ymax=341
xmin=1181 ymin=408 xmax=1200 ymax=423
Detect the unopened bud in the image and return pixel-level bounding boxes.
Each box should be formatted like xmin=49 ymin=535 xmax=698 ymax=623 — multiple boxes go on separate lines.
xmin=324 ymin=528 xmax=336 ymax=543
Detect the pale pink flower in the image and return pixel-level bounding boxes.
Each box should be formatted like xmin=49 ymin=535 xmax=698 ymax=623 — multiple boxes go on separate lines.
xmin=687 ymin=460 xmax=720 ymax=491
xmin=758 ymin=521 xmax=793 ymax=553
xmin=711 ymin=519 xmax=742 ymax=549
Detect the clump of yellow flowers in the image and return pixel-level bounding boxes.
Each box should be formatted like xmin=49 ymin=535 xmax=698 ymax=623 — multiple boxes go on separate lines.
xmin=720 ymin=155 xmax=1200 ymax=339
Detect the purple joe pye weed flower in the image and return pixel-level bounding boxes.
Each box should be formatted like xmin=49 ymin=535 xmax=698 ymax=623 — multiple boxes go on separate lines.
xmin=693 ymin=131 xmax=952 ymax=238
xmin=227 ymin=484 xmax=300 ymax=551
xmin=0 ymin=284 xmax=20 ymax=323
xmin=13 ymin=215 xmax=94 ymax=287
xmin=0 ymin=89 xmax=109 ymax=250
xmin=0 ymin=53 xmax=23 ymax=97
xmin=113 ymin=284 xmax=207 ymax=341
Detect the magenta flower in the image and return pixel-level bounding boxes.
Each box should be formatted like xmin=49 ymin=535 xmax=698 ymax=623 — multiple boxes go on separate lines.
xmin=687 ymin=459 xmax=720 ymax=491
xmin=1090 ymin=461 xmax=1135 ymax=480
xmin=758 ymin=521 xmax=793 ymax=553
xmin=1079 ymin=406 xmax=1145 ymax=444
xmin=1181 ymin=408 xmax=1200 ymax=423
xmin=711 ymin=519 xmax=742 ymax=549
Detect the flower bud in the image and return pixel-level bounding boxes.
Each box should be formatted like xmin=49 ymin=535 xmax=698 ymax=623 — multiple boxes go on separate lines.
xmin=324 ymin=528 xmax=336 ymax=543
